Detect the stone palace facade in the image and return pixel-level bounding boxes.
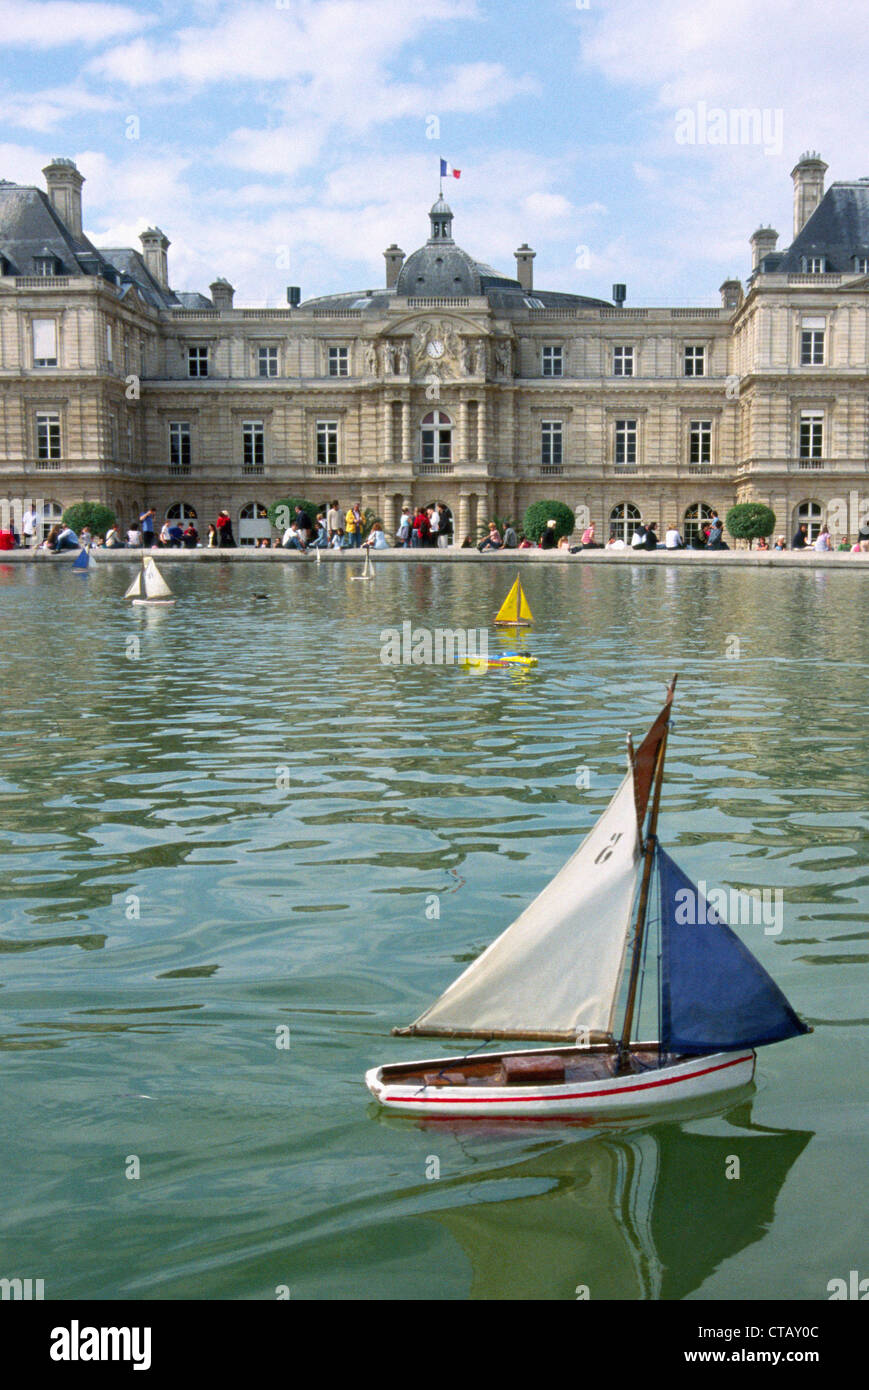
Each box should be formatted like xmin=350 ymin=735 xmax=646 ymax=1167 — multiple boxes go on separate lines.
xmin=1 ymin=153 xmax=867 ymax=543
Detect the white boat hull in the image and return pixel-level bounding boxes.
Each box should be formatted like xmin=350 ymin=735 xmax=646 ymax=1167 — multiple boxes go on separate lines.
xmin=131 ymin=598 xmax=175 ymax=606
xmin=366 ymin=1045 xmax=756 ymax=1119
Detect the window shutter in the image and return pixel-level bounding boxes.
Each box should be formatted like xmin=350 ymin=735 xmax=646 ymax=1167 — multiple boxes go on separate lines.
xmin=33 ymin=319 xmax=57 ymax=362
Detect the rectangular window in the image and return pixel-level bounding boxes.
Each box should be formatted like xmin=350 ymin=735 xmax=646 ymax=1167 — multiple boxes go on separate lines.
xmin=689 ymin=419 xmax=712 ymax=466
xmin=258 ymin=346 xmax=278 ymax=377
xmin=317 ymin=420 xmax=338 ymax=470
xmin=800 ymin=329 xmax=824 ymax=365
xmin=328 ymin=346 xmax=349 ymax=377
xmin=855 ymin=257 xmax=869 ymax=274
xmin=615 ymin=419 xmax=637 ymax=467
xmin=34 ymin=257 xmax=56 ymax=277
xmin=684 ymin=345 xmax=705 ymax=377
xmin=799 ymin=410 xmax=823 ymax=461
xmin=613 ymin=345 xmax=634 ymax=377
xmin=542 ymin=345 xmax=563 ymax=377
xmin=540 ymin=420 xmax=563 ymax=469
xmin=805 ymin=257 xmax=825 ymax=274
xmin=188 ymin=346 xmax=209 ymax=378
xmin=243 ymin=420 xmax=265 ymax=473
xmin=106 ymin=323 xmax=113 ymax=365
xmin=32 ymin=318 xmax=57 ymax=367
xmin=36 ymin=411 xmax=61 ymax=465
xmin=169 ymin=422 xmax=191 ymax=474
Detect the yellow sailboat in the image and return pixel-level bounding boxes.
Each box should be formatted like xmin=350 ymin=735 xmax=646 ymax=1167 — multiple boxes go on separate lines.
xmin=495 ymin=574 xmax=533 ymax=627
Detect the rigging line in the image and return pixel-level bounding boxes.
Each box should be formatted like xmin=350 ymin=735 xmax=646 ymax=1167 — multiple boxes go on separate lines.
xmin=412 ymin=1036 xmax=498 ymax=1095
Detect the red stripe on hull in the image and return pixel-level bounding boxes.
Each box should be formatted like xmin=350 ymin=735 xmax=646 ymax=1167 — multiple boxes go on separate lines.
xmin=383 ymin=1052 xmax=754 ymax=1105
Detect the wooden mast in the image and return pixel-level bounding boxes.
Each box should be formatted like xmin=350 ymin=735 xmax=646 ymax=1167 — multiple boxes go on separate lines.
xmin=616 ymin=684 xmax=674 ymax=1073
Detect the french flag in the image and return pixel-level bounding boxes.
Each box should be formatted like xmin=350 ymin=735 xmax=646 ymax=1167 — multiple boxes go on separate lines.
xmin=440 ymin=159 xmax=461 ymax=180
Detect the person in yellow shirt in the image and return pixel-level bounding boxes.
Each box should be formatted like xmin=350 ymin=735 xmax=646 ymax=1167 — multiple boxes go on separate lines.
xmin=345 ymin=502 xmax=363 ymax=548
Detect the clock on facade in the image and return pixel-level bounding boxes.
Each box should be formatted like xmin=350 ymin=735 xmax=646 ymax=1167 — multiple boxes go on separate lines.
xmin=426 ymin=339 xmax=445 ymax=359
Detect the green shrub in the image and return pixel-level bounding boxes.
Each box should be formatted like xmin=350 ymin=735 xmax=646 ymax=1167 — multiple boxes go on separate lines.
xmin=267 ymin=497 xmax=323 ymax=532
xmin=62 ymin=502 xmax=116 ymax=537
xmin=725 ymin=502 xmax=776 ymax=548
xmin=522 ymin=499 xmax=576 ymax=543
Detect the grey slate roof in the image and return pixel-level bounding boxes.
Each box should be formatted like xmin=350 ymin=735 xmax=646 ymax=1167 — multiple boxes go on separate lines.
xmin=773 ymin=181 xmax=869 ymax=273
xmin=0 ymin=177 xmax=212 ymax=310
xmin=0 ymin=183 xmax=108 ymax=277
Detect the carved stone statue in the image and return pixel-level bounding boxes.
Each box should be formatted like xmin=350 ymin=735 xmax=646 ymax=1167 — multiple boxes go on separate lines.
xmin=398 ymin=342 xmax=409 ymax=374
xmin=475 ymin=340 xmax=488 ymax=376
xmin=364 ymin=342 xmax=378 ymax=375
xmin=495 ymin=341 xmax=512 ymax=377
xmin=380 ymin=340 xmax=394 ymax=374
xmin=462 ymin=340 xmax=474 ymax=375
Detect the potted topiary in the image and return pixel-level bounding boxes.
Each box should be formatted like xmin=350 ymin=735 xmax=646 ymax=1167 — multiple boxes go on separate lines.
xmin=522 ymin=499 xmax=576 ymax=544
xmin=725 ymin=503 xmax=776 ymax=550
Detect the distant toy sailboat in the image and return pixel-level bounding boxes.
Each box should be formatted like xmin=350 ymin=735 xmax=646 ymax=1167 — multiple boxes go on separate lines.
xmin=495 ymin=574 xmax=533 ymax=626
xmin=72 ymin=548 xmax=90 ymax=571
xmin=366 ymin=677 xmax=810 ymax=1118
xmin=351 ymin=547 xmax=374 ymax=580
xmin=125 ymin=556 xmax=175 ymax=606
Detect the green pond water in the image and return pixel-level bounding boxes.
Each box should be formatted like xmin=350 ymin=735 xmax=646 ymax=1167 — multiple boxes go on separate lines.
xmin=0 ymin=559 xmax=866 ymax=1301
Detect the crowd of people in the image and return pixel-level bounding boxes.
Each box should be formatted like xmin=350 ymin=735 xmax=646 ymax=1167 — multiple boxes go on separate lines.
xmin=2 ymin=499 xmax=868 ymax=555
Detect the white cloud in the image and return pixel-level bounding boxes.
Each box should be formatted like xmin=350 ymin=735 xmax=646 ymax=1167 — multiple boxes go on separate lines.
xmin=0 ymin=0 xmax=149 ymax=48
xmin=0 ymin=85 xmax=119 ymax=134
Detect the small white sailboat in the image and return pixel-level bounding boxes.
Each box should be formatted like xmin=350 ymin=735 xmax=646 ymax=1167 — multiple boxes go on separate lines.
xmin=351 ymin=547 xmax=374 ymax=580
xmin=125 ymin=556 xmax=175 ymax=606
xmin=366 ymin=677 xmax=810 ymax=1119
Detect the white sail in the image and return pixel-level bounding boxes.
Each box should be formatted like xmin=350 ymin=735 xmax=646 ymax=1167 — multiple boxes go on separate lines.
xmin=143 ymin=559 xmax=173 ymax=599
xmin=124 ymin=569 xmax=144 ymax=599
xmin=410 ymin=772 xmax=641 ymax=1039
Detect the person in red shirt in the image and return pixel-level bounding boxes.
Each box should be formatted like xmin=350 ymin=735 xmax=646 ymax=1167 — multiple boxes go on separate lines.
xmin=215 ymin=510 xmax=236 ymax=547
xmin=411 ymin=508 xmax=429 ymax=547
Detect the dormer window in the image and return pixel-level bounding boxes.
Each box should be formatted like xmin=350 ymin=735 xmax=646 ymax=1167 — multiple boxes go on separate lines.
xmin=854 ymin=256 xmax=869 ymax=274
xmin=803 ymin=256 xmax=826 ymax=273
xmin=34 ymin=255 xmax=59 ymax=276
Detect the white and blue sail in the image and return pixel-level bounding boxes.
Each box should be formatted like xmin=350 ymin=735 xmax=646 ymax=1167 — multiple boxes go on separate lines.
xmin=657 ymin=847 xmax=810 ymax=1054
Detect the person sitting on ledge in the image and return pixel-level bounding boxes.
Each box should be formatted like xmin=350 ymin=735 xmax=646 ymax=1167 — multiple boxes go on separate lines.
xmin=773 ymin=535 xmax=786 ymax=550
xmin=502 ymin=523 xmax=518 ymax=548
xmin=664 ymin=524 xmax=684 ymax=549
xmin=281 ymin=522 xmax=306 ymax=552
xmin=183 ymin=522 xmax=199 ymax=548
xmin=104 ymin=524 xmax=123 ymax=549
xmin=0 ymin=525 xmax=15 ymax=550
xmin=643 ymin=521 xmax=660 ymax=550
xmin=478 ymin=522 xmax=502 ymax=552
xmin=756 ymin=535 xmax=769 ymax=551
xmin=53 ymin=523 xmax=79 ymax=552
xmin=837 ymin=536 xmax=850 ymax=551
xmin=791 ymin=523 xmax=810 ymax=549
xmin=363 ymin=523 xmax=389 ymax=549
xmin=605 ymin=530 xmax=626 ymax=550
xmin=517 ymin=532 xmax=533 ymax=549
xmin=460 ymin=535 xmax=474 ymax=549
xmin=540 ymin=519 xmax=558 ymax=550
xmin=814 ymin=525 xmax=832 ymax=552
xmin=579 ymin=522 xmax=599 ymax=548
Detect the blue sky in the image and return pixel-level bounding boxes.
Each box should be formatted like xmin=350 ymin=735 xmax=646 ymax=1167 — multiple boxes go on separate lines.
xmin=1 ymin=0 xmax=865 ymax=306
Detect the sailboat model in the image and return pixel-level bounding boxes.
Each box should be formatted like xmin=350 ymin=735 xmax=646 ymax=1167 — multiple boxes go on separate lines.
xmin=351 ymin=547 xmax=374 ymax=580
xmin=366 ymin=678 xmax=810 ymax=1118
xmin=495 ymin=574 xmax=533 ymax=626
xmin=124 ymin=556 xmax=175 ymax=606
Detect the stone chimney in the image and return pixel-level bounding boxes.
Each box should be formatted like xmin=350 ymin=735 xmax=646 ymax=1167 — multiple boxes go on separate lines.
xmin=750 ymin=226 xmax=778 ymax=271
xmin=384 ymin=244 xmax=404 ymax=289
xmin=43 ymin=158 xmax=84 ymax=238
xmin=515 ymin=243 xmax=536 ymax=292
xmin=720 ymin=278 xmax=743 ymax=310
xmin=210 ymin=277 xmax=234 ymax=311
xmin=139 ymin=227 xmax=170 ymax=288
xmin=791 ymin=152 xmax=827 ymax=238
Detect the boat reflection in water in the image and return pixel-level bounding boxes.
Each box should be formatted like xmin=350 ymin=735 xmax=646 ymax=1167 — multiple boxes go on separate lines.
xmin=385 ymin=1099 xmax=812 ymax=1300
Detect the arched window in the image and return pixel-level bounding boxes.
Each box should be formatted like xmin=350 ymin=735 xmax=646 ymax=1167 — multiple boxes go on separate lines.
xmin=683 ymin=502 xmax=715 ymax=546
xmin=166 ymin=502 xmax=197 ymax=520
xmin=238 ymin=500 xmax=272 ymax=546
xmin=420 ymin=410 xmax=452 ymax=471
xmin=41 ymin=499 xmax=63 ymax=539
xmin=609 ymin=501 xmax=641 ymax=543
xmin=795 ymin=499 xmax=823 ymax=541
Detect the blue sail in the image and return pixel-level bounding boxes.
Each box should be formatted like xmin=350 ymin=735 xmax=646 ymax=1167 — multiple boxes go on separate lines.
xmin=72 ymin=548 xmax=90 ymax=570
xmin=658 ymin=846 xmax=810 ymax=1053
